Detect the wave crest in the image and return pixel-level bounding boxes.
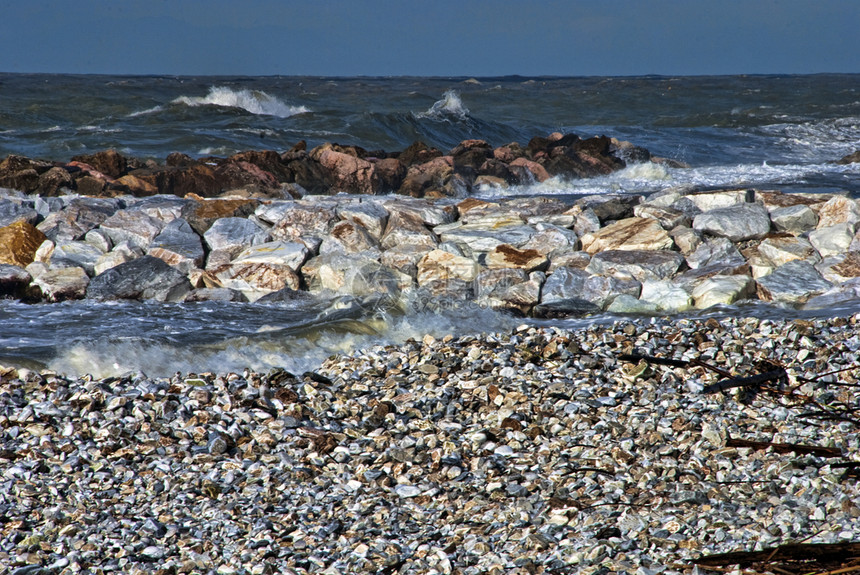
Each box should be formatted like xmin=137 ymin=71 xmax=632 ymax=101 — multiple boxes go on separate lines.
xmin=172 ymin=86 xmax=310 ymax=118
xmin=415 ymin=90 xmax=470 ymax=121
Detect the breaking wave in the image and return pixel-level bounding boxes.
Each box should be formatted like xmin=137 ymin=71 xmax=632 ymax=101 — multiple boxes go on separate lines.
xmin=171 ymin=86 xmax=311 ymax=118
xmin=415 ymin=90 xmax=471 ymax=121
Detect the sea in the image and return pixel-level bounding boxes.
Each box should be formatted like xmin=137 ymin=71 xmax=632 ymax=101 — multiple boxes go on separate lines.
xmin=1 ymin=73 xmax=859 ymax=377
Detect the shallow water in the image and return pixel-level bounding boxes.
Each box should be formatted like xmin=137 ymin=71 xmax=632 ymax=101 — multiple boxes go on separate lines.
xmin=2 ymin=73 xmax=860 ymax=376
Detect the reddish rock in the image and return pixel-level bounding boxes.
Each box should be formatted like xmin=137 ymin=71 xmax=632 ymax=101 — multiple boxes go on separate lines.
xmin=180 ymin=196 xmax=260 ymax=235
xmin=398 ymin=157 xmax=454 ymax=198
xmin=374 ymin=158 xmax=407 ymax=192
xmin=510 ymin=157 xmax=551 ymax=182
xmin=70 ymin=150 xmax=128 ymax=179
xmin=215 ymin=160 xmax=281 ymax=196
xmin=493 ymin=142 xmax=526 ymax=164
xmin=398 ymin=141 xmax=443 ymax=166
xmin=316 ymin=148 xmax=380 ymax=195
xmin=0 ymin=221 xmax=48 ymax=267
xmin=450 ymin=139 xmax=493 ymax=169
xmin=228 ymin=150 xmax=291 ymax=181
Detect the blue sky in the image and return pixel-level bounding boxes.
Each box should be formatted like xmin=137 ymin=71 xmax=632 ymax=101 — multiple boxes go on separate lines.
xmin=2 ymin=0 xmax=857 ymax=76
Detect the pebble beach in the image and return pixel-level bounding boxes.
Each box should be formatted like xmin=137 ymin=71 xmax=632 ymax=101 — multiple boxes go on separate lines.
xmin=3 ymin=314 xmax=859 ymax=574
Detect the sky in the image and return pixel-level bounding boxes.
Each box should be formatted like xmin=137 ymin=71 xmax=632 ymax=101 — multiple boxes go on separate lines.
xmin=1 ymin=0 xmax=857 ymax=77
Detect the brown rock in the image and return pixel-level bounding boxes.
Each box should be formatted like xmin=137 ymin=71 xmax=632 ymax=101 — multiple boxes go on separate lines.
xmin=75 ymin=175 xmax=108 ymax=196
xmin=398 ymin=141 xmax=443 ymax=166
xmin=114 ymin=174 xmax=159 ymax=196
xmin=70 ymin=150 xmax=128 ymax=179
xmin=450 ymin=139 xmax=493 ymax=169
xmin=581 ymin=217 xmax=673 ymax=254
xmin=36 ymin=167 xmax=74 ymax=196
xmin=486 ymin=244 xmax=549 ymax=272
xmin=373 ymin=158 xmax=407 ymax=192
xmin=380 ymin=209 xmax=438 ymax=251
xmin=510 ymin=157 xmax=551 ymax=182
xmin=398 ymin=157 xmax=454 ymax=197
xmin=180 ymin=196 xmax=259 ymax=235
xmin=493 ymin=142 xmax=526 ymax=163
xmin=228 ymin=150 xmax=291 ymax=182
xmin=320 ymin=220 xmax=381 ymax=254
xmin=836 ymin=150 xmax=860 ymax=164
xmin=0 ymin=221 xmax=47 ymax=267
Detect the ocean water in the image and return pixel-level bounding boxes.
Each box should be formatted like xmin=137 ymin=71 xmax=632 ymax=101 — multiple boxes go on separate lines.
xmin=2 ymin=73 xmax=860 ymax=376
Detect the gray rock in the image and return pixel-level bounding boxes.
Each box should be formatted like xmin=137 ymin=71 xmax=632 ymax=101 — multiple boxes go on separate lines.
xmin=87 ymin=255 xmax=192 ymax=302
xmin=231 ymin=240 xmax=309 ymax=272
xmin=535 ymin=266 xmax=589 ymax=304
xmin=335 ymin=200 xmax=390 ymax=239
xmin=50 ymin=241 xmax=104 ymax=276
xmin=0 ymin=198 xmax=39 ymax=227
xmin=94 ymin=241 xmax=144 ymax=276
xmin=669 ymin=226 xmax=703 ymax=255
xmin=808 ymin=223 xmax=856 ymax=258
xmin=382 ymin=198 xmax=455 ymax=227
xmin=639 ymin=279 xmax=693 ymax=312
xmin=84 ymin=228 xmax=112 ymax=253
xmin=36 ymin=197 xmax=121 ymax=241
xmin=756 ymin=260 xmax=834 ymax=305
xmin=270 ymin=201 xmax=338 ymax=242
xmin=319 ymin=219 xmax=381 ymax=256
xmin=380 ymin=209 xmax=439 ymax=251
xmin=184 ymin=287 xmax=249 ymax=302
xmin=302 ymin=252 xmax=402 ymax=298
xmin=691 ymin=274 xmax=755 ymax=308
xmin=100 ymin=208 xmax=165 ymax=250
xmin=128 ymin=195 xmax=189 ymax=223
xmin=437 ymin=223 xmax=536 ymax=256
xmin=769 ymin=204 xmax=819 ymax=233
xmin=606 ymin=293 xmax=658 ymax=314
xmin=204 ymin=217 xmax=270 ymax=269
xmin=521 ymin=223 xmax=579 ymax=256
xmin=685 ymin=237 xmax=745 ymax=270
xmin=0 ymin=264 xmax=33 ymax=299
xmin=581 ymin=275 xmax=642 ymax=310
xmin=757 ymin=236 xmax=820 ymax=267
xmin=148 ymin=218 xmax=206 ymax=274
xmin=693 ymin=202 xmax=771 ymax=242
xmin=31 ymin=266 xmax=89 ymax=302
xmin=476 ymin=269 xmax=543 ymax=314
xmin=633 ymin=203 xmax=691 ymax=229
xmin=586 ymin=249 xmax=685 ymax=281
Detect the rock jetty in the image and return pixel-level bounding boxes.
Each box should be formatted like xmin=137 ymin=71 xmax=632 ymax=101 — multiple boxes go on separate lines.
xmin=1 ymin=137 xmax=859 ymax=315
xmin=1 ymin=316 xmax=859 ymax=572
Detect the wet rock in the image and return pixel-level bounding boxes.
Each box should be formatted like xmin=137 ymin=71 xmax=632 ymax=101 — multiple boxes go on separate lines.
xmin=0 ymin=264 xmax=33 ymax=299
xmin=808 ymin=223 xmax=855 ymax=258
xmin=485 ymin=244 xmax=548 ymax=272
xmin=818 ymin=251 xmax=860 ymax=284
xmin=509 ymin=157 xmax=551 ymax=182
xmin=99 ymin=208 xmax=165 ymax=250
xmin=230 ymin=240 xmax=309 ymax=272
xmin=302 ymin=253 xmax=403 ymax=296
xmin=586 ymin=249 xmax=685 ymax=281
xmin=769 ymin=204 xmax=819 ymax=233
xmin=319 ymin=219 xmax=381 ymax=255
xmin=184 ymin=287 xmax=248 ymax=302
xmin=114 ymin=173 xmax=159 ymax=195
xmin=31 ymin=266 xmax=89 ymax=302
xmin=691 ymin=274 xmax=755 ymax=308
xmin=0 ymin=221 xmax=47 ymax=267
xmin=380 ymin=209 xmax=438 ymax=251
xmin=436 ymin=221 xmax=535 ymax=256
xmin=520 ymin=224 xmax=579 ymax=257
xmin=87 ymin=255 xmax=192 ymax=302
xmin=451 ymin=139 xmax=493 ymax=170
xmin=147 ymin=218 xmax=206 ymax=274
xmin=580 ymin=217 xmax=673 ymax=254
xmin=373 ymin=157 xmax=407 ymax=192
xmin=379 ymin=244 xmax=433 ymax=280
xmin=0 ymin=155 xmax=50 ymax=192
xmin=476 ymin=268 xmax=543 ymax=313
xmin=539 ymin=266 xmax=589 ymax=304
xmin=836 ymin=150 xmax=860 ymax=164
xmin=639 ymin=279 xmax=693 ymax=312
xmin=210 ymin=262 xmax=301 ymax=301
xmin=693 ymin=202 xmax=772 ymax=242
xmin=181 ymin=196 xmax=259 ymax=235
xmin=756 ymin=260 xmax=834 ymax=304
xmin=606 ymin=293 xmax=658 ymax=314
xmin=398 ymin=140 xmax=443 ymax=166
xmin=335 ymin=200 xmax=389 ymax=239
xmin=685 ymin=237 xmax=745 ymax=269
xmin=204 ymin=217 xmax=270 ymax=269
xmin=417 ymin=249 xmax=481 ymax=286
xmin=35 ymin=197 xmax=121 ymax=241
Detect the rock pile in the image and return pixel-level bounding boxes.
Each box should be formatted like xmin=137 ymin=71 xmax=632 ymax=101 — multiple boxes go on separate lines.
xmin=2 ymin=180 xmax=860 ymax=314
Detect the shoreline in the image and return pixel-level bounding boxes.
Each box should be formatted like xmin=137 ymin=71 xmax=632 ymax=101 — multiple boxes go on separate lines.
xmin=2 ymin=314 xmax=859 ymax=572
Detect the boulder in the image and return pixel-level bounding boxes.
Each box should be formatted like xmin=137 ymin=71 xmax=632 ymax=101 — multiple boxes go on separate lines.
xmin=668 ymin=226 xmax=702 ymax=256
xmin=316 ymin=147 xmax=380 ymax=194
xmin=485 ymin=244 xmax=548 ymax=272
xmin=49 ymin=241 xmax=104 ymax=276
xmin=691 ymin=275 xmax=755 ymax=308
xmin=230 ymin=241 xmax=309 ymax=273
xmin=816 ymin=197 xmax=860 ymax=228
xmin=0 ymin=198 xmax=39 ymax=227
xmin=693 ymin=202 xmax=771 ymax=242
xmin=204 ymin=217 xmax=270 ymax=269
xmin=84 ymin=228 xmax=113 ymax=253
xmin=398 ymin=157 xmax=455 ymax=197
xmin=131 ymin=196 xmax=189 ymax=223
xmin=565 ymin=205 xmax=601 ymax=237
xmin=685 ymin=189 xmax=752 ymax=212
xmin=808 ymin=223 xmax=855 ymax=258
xmin=836 ymin=150 xmax=860 ymax=164
xmin=0 ymin=155 xmax=51 ymax=193
xmin=115 ymin=174 xmax=159 ymax=195
xmin=36 ymin=167 xmax=74 ymax=196
xmin=475 ymin=269 xmax=544 ymax=314
xmin=756 ymin=260 xmax=833 ymax=305
xmin=147 ymin=218 xmax=206 ymax=274
xmin=639 ymin=279 xmax=693 ymax=312
xmin=87 ymin=255 xmax=192 ymax=302
xmin=380 ymin=209 xmax=438 ymax=251
xmin=70 ymin=150 xmax=128 ymax=179
xmin=633 ymin=204 xmax=691 ymax=230
xmin=209 ymin=261 xmax=301 ymax=301
xmin=270 ymin=202 xmax=337 ymax=243
xmin=99 ymin=209 xmax=165 ymax=250
xmin=817 ymin=252 xmax=860 ymax=284
xmin=94 ymin=242 xmax=143 ymax=276
xmin=373 ymin=158 xmax=407 ymax=193
xmin=586 ymin=249 xmax=685 ymax=281
xmin=436 ymin=222 xmax=536 ymax=256
xmin=606 ymin=294 xmax=659 ymax=314
xmin=302 ymin=253 xmax=403 ymax=297
xmin=36 ymin=197 xmax=121 ymax=242
xmin=0 ymin=264 xmax=33 ymax=300
xmin=536 ymin=266 xmax=589 ymax=305
xmin=30 ymin=267 xmax=89 ymax=302
xmin=548 ymin=250 xmax=592 ymax=272
xmin=335 ymin=200 xmax=389 ymax=239
xmin=379 ymin=244 xmax=433 ymax=281
xmin=757 ymin=236 xmax=820 ymax=267
xmin=0 ymin=221 xmax=47 ymax=267
xmin=509 ymin=157 xmax=550 ymax=183
xmin=319 ymin=220 xmax=381 ymax=255
xmin=184 ymin=287 xmax=249 ymax=303
xmin=769 ymin=204 xmax=819 ymax=233
xmin=382 ymin=198 xmax=456 ymax=227
xmin=580 ymin=275 xmax=642 ymax=310
xmin=417 ymin=249 xmax=481 ymax=286
xmin=581 ymin=217 xmax=673 ymax=254
xmin=398 ymin=141 xmax=443 ymax=167
xmin=520 ymin=224 xmax=579 ymax=256
xmin=685 ymin=237 xmax=745 ymax=270
xmin=450 ymin=139 xmax=493 ymax=170
xmin=181 ymin=197 xmax=259 ymax=235
xmin=575 ymin=194 xmax=642 ymax=223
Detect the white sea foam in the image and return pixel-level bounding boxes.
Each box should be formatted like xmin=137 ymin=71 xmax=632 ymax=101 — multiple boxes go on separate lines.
xmin=172 ymin=86 xmax=310 ymax=118
xmin=759 ymin=117 xmax=860 ymax=162
xmin=127 ymin=105 xmax=164 ymax=118
xmin=415 ymin=90 xmax=470 ymax=121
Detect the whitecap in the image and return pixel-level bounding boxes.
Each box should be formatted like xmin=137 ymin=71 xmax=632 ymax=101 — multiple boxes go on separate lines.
xmin=127 ymin=105 xmax=164 ymax=118
xmin=172 ymin=86 xmax=311 ymax=118
xmin=415 ymin=89 xmax=470 ymax=121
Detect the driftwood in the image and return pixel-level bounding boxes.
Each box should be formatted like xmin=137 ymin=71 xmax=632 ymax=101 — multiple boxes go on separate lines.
xmin=694 ymin=542 xmax=860 ymax=573
xmin=725 ymin=436 xmax=843 ymax=458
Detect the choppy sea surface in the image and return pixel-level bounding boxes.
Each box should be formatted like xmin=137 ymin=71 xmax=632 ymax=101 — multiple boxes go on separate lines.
xmin=2 ymin=73 xmax=860 ymax=376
